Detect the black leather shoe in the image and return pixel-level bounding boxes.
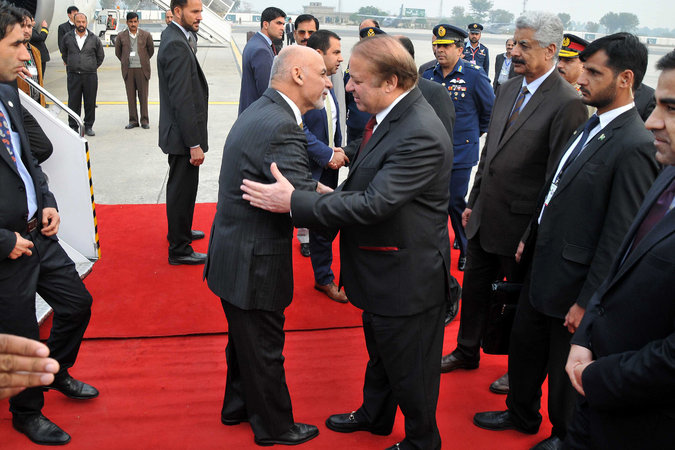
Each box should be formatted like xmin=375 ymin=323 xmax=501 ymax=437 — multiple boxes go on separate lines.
xmin=457 ymin=256 xmax=467 ymax=271
xmin=13 ymin=414 xmax=71 ymax=445
xmin=46 ymin=372 xmax=99 ymax=399
xmin=125 ymin=123 xmax=139 ymax=129
xmin=168 ymin=251 xmax=207 ymax=265
xmin=85 ymin=127 xmax=95 ymax=136
xmin=473 ymin=410 xmax=538 ymax=434
xmin=221 ymin=415 xmax=248 ymax=426
xmin=531 ymin=436 xmax=564 ymax=450
xmin=440 ymin=353 xmax=478 ymax=373
xmin=325 ymin=411 xmax=391 ymax=435
xmin=191 ymin=229 xmax=205 ymax=240
xmin=489 ymin=373 xmax=509 ymax=394
xmin=300 ymin=243 xmax=311 ymax=257
xmin=141 ymin=124 xmax=150 ymax=129
xmin=255 ymin=423 xmax=319 ymax=446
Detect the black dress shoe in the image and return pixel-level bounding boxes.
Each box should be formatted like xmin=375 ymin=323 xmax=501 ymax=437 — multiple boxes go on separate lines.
xmin=255 ymin=423 xmax=319 ymax=446
xmin=473 ymin=410 xmax=538 ymax=434
xmin=531 ymin=435 xmax=564 ymax=450
xmin=440 ymin=353 xmax=479 ymax=373
xmin=85 ymin=127 xmax=95 ymax=136
xmin=125 ymin=123 xmax=139 ymax=129
xmin=221 ymin=415 xmax=248 ymax=426
xmin=489 ymin=373 xmax=509 ymax=394
xmin=141 ymin=124 xmax=150 ymax=129
xmin=168 ymin=251 xmax=207 ymax=265
xmin=457 ymin=256 xmax=467 ymax=271
xmin=300 ymin=243 xmax=311 ymax=257
xmin=191 ymin=229 xmax=205 ymax=240
xmin=325 ymin=411 xmax=391 ymax=435
xmin=46 ymin=372 xmax=99 ymax=399
xmin=13 ymin=414 xmax=71 ymax=445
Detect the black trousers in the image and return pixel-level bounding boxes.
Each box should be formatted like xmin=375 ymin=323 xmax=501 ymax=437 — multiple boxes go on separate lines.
xmin=454 ymin=233 xmax=525 ymax=361
xmin=166 ymin=153 xmax=199 ymax=257
xmin=0 ymin=231 xmax=92 ymax=415
xmin=505 ymin=273 xmax=577 ymax=439
xmin=448 ymin=167 xmax=472 ymax=257
xmin=221 ymin=300 xmax=294 ymax=440
xmin=356 ymin=304 xmax=445 ymax=450
xmin=67 ymin=72 xmax=97 ymax=129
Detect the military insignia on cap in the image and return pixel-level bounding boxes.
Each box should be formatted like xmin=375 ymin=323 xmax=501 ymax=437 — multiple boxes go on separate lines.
xmin=438 ymin=26 xmax=446 ymax=37
xmin=473 ymin=24 xmax=478 ymax=29
xmin=367 ymin=28 xmax=375 ymax=37
xmin=563 ymin=37 xmax=570 ymax=47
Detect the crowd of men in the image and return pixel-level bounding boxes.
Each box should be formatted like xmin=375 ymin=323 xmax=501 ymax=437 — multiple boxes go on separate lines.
xmin=1 ymin=0 xmax=674 ymax=448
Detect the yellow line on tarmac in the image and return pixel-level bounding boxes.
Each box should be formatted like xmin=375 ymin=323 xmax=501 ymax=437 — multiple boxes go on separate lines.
xmin=230 ymin=37 xmax=243 ymax=70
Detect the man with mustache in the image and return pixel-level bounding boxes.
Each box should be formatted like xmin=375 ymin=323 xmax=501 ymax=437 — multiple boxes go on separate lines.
xmin=474 ymin=32 xmax=659 ymax=450
xmin=493 ymin=38 xmax=516 ymax=92
xmin=439 ymin=12 xmax=587 ymax=397
xmin=293 ymin=14 xmax=317 ymax=47
xmin=60 ymin=12 xmax=104 ymax=136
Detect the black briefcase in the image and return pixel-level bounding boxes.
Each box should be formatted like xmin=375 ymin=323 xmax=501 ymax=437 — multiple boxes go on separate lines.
xmin=481 ymin=281 xmax=523 ymax=355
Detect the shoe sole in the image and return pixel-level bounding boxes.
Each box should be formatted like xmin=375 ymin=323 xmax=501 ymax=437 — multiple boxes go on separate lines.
xmin=440 ymin=362 xmax=479 ymax=373
xmin=489 ymin=385 xmax=509 ymax=395
xmin=255 ymin=429 xmax=319 ymax=446
xmin=13 ymin=424 xmax=72 ymax=446
xmin=472 ymin=417 xmax=538 ymax=434
xmin=168 ymin=259 xmax=206 ymax=265
xmin=325 ymin=420 xmax=391 ymax=436
xmin=221 ymin=417 xmax=247 ymax=426
xmin=43 ymin=386 xmax=99 ymax=400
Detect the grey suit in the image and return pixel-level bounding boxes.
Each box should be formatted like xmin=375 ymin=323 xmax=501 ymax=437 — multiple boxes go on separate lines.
xmin=506 ymin=107 xmax=659 ymax=439
xmin=453 ymin=70 xmax=588 ymax=362
xmin=204 ymin=88 xmax=316 ymax=440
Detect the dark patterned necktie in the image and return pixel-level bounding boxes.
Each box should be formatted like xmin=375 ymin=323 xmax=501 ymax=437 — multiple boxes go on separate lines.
xmin=555 ymin=114 xmax=600 ymax=183
xmin=188 ymin=33 xmax=197 ymax=54
xmin=505 ymin=86 xmax=529 ymax=130
xmin=631 ymin=179 xmax=675 ymax=249
xmin=0 ymin=109 xmax=17 ymax=167
xmin=355 ymin=116 xmax=377 ymax=163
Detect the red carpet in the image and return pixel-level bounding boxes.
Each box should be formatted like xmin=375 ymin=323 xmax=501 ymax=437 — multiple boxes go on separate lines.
xmin=83 ymin=203 xmax=369 ymax=338
xmin=0 ymin=330 xmax=551 ymax=449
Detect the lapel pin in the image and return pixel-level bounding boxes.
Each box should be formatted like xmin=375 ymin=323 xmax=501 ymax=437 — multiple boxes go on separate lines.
xmin=599 ymin=134 xmax=606 ymax=141
xmin=8 ymin=101 xmax=13 ymax=108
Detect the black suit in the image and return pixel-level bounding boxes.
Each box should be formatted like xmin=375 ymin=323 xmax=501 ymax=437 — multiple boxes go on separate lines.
xmin=204 ymin=89 xmax=317 ymax=440
xmin=157 ymin=22 xmax=209 ymax=257
xmin=493 ymin=52 xmax=516 ymax=92
xmin=291 ymin=88 xmax=453 ymax=449
xmin=565 ymin=166 xmax=675 ymax=449
xmin=57 ymin=21 xmax=74 ymax=55
xmin=633 ymin=83 xmax=656 ymax=122
xmin=0 ymin=84 xmax=92 ymax=417
xmin=505 ymin=107 xmax=659 ymax=439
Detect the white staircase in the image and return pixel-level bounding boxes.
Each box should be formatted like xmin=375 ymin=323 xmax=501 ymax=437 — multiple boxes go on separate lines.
xmin=152 ymin=0 xmax=234 ymax=44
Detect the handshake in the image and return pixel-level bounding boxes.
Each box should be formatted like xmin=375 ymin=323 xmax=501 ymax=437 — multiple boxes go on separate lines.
xmin=326 ymin=147 xmax=349 ymax=170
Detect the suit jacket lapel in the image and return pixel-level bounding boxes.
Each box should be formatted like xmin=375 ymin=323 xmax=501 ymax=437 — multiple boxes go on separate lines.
xmin=498 ymin=80 xmax=548 ymax=148
xmin=0 ymin=95 xmax=23 ymax=176
xmin=609 ymin=167 xmax=675 ymax=284
xmin=264 ymin=88 xmax=297 ymax=123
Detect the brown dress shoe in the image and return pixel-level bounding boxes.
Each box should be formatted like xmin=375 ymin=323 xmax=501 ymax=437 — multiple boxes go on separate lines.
xmin=314 ymin=282 xmax=348 ymax=303
xmin=440 ymin=353 xmax=479 ymax=373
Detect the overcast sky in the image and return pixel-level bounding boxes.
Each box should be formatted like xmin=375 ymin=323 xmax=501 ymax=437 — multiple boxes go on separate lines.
xmin=247 ymin=0 xmax=672 ymax=29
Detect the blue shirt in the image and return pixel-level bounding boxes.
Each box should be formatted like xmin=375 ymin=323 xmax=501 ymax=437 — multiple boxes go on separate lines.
xmin=0 ymin=100 xmax=38 ymax=218
xmin=423 ymin=58 xmax=495 ymax=169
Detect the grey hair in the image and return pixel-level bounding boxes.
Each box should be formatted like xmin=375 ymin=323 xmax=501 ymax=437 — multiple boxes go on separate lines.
xmin=515 ymin=11 xmax=563 ymax=55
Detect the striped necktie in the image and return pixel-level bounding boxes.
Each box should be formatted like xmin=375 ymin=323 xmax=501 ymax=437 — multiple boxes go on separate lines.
xmin=505 ymin=86 xmax=529 ymax=130
xmin=325 ymin=95 xmax=334 ymax=148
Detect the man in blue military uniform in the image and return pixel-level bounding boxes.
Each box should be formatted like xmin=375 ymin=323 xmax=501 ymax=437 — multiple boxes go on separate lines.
xmin=343 ymin=21 xmax=383 ymax=143
xmin=464 ymin=23 xmax=489 ymax=76
xmin=423 ymin=23 xmax=494 ymax=271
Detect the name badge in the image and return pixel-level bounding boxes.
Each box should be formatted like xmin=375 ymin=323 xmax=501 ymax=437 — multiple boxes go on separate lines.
xmin=543 ymin=181 xmax=558 ymax=207
xmin=469 ymin=59 xmax=476 ymax=64
xmin=130 ymin=51 xmax=136 ymax=57
xmin=28 ymin=66 xmax=38 ymax=77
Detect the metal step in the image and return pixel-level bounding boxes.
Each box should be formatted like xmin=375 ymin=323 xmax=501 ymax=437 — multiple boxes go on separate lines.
xmin=151 ymin=0 xmax=234 ymax=44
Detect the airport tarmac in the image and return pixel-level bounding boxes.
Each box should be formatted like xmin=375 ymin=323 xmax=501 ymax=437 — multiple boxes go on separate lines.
xmin=39 ymin=25 xmax=668 ymax=206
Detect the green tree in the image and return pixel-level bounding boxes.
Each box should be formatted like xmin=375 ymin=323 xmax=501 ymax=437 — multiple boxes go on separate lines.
xmin=557 ymin=12 xmax=571 ymax=29
xmin=350 ymin=6 xmax=389 ymax=23
xmin=469 ymin=0 xmax=493 ymax=22
xmin=600 ymin=12 xmax=639 ymax=33
xmin=586 ymin=21 xmax=600 ymax=32
xmin=489 ymin=9 xmax=514 ymax=24
xmin=449 ymin=6 xmax=468 ymax=25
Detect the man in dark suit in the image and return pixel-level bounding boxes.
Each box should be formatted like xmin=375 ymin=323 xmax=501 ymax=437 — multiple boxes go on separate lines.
xmin=158 ymin=0 xmax=208 ymax=265
xmin=238 ymin=7 xmax=285 ymax=115
xmin=285 ymin=17 xmax=294 ymax=45
xmin=57 ymin=5 xmax=77 ymax=55
xmin=205 ymin=45 xmax=329 ymax=446
xmin=473 ymin=33 xmax=660 ymax=450
xmin=565 ymin=50 xmax=675 ymax=449
xmin=440 ymin=12 xmax=588 ymax=388
xmin=493 ymin=38 xmax=516 ymax=92
xmin=115 ymin=12 xmax=154 ymax=130
xmin=242 ymin=35 xmax=453 ymax=450
xmin=634 ymin=82 xmax=656 ymax=121
xmin=303 ymin=30 xmax=349 ymax=302
xmin=0 ymin=4 xmax=97 ymax=445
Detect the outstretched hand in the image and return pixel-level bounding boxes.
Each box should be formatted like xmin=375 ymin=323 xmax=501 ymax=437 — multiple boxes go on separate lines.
xmin=241 ymin=162 xmax=295 ymax=213
xmin=0 ymin=334 xmax=60 ymax=399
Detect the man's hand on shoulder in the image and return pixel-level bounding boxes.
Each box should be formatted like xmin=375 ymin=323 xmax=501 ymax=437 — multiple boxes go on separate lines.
xmin=241 ymin=162 xmax=294 ymax=213
xmin=41 ymin=208 xmax=60 ymax=236
xmin=190 ymin=146 xmax=205 ymax=166
xmin=9 ymin=232 xmax=34 ymax=259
